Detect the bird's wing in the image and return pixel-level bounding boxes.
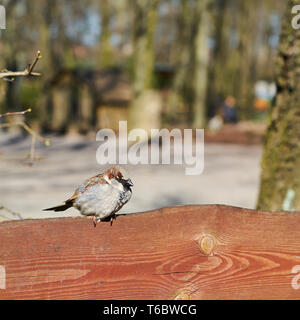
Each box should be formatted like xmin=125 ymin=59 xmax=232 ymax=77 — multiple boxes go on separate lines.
xmin=44 ymin=173 xmax=109 ymax=212
xmin=68 ymin=173 xmax=108 ymax=202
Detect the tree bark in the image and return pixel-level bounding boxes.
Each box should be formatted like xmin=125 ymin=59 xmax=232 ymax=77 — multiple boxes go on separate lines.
xmin=38 ymin=0 xmax=63 ymax=132
xmin=192 ymin=0 xmax=212 ymax=128
xmin=166 ymin=0 xmax=194 ymax=124
xmin=257 ymin=0 xmax=300 ymax=211
xmin=128 ymin=0 xmax=159 ymax=132
xmin=98 ymin=0 xmax=114 ymax=68
xmin=207 ymin=0 xmax=229 ymax=107
xmin=0 ymin=2 xmax=19 ymax=114
xmin=236 ymin=0 xmax=259 ymax=119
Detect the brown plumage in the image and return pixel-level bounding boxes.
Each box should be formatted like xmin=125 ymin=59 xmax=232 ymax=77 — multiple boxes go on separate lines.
xmin=43 ymin=166 xmax=133 ymax=226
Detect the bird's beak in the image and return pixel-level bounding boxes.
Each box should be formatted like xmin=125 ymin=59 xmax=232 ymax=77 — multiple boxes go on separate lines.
xmin=126 ymin=179 xmax=133 ymax=187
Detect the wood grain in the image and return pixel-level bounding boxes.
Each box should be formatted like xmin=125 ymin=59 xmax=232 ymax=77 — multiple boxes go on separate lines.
xmin=0 ymin=205 xmax=300 ymax=300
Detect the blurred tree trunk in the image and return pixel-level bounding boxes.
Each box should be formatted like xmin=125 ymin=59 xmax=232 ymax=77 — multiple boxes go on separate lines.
xmin=236 ymin=0 xmax=258 ymax=119
xmin=114 ymin=0 xmax=131 ymax=59
xmin=0 ymin=2 xmax=18 ymax=115
xmin=38 ymin=16 xmax=54 ymax=131
xmin=192 ymin=0 xmax=212 ymax=128
xmin=38 ymin=1 xmax=63 ymax=131
xmin=51 ymin=86 xmax=71 ymax=133
xmin=166 ymin=0 xmax=194 ymax=124
xmin=209 ymin=0 xmax=264 ymax=119
xmin=98 ymin=0 xmax=114 ymax=68
xmin=207 ymin=0 xmax=229 ymax=108
xmin=128 ymin=0 xmax=160 ymax=132
xmin=78 ymin=84 xmax=94 ymax=133
xmin=257 ymin=0 xmax=300 ymax=211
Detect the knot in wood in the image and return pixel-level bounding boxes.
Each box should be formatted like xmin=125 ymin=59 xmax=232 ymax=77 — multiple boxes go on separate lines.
xmin=173 ymin=290 xmax=191 ymax=300
xmin=199 ymin=234 xmax=216 ymax=255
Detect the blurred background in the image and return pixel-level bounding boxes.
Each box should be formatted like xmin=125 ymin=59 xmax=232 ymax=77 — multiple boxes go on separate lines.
xmin=0 ymin=0 xmax=298 ymax=220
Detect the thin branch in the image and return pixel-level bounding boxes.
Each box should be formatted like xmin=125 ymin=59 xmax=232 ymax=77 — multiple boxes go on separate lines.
xmin=0 ymin=205 xmax=23 ymax=220
xmin=0 ymin=50 xmax=42 ymax=80
xmin=27 ymin=50 xmax=41 ymax=75
xmin=0 ymin=107 xmax=31 ymax=118
xmin=0 ymin=119 xmax=50 ymax=165
xmin=0 ymin=51 xmax=46 ymax=164
xmin=0 ymin=121 xmax=49 ymax=145
xmin=28 ymin=134 xmax=36 ymax=165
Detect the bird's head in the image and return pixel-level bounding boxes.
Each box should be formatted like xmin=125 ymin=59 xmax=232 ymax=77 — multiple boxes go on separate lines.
xmin=104 ymin=166 xmax=133 ymax=190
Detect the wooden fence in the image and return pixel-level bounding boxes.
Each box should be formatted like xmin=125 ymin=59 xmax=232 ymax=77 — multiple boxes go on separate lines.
xmin=0 ymin=205 xmax=300 ymax=300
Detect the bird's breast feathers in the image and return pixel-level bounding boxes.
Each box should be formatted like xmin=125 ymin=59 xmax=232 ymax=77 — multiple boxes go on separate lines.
xmin=74 ymin=181 xmax=131 ymax=218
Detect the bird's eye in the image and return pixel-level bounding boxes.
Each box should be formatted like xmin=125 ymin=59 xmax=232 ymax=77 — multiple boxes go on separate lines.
xmin=125 ymin=179 xmax=133 ymax=187
xmin=118 ymin=178 xmax=133 ymax=187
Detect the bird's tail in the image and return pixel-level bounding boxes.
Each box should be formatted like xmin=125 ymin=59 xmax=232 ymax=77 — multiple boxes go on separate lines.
xmin=43 ymin=200 xmax=73 ymax=212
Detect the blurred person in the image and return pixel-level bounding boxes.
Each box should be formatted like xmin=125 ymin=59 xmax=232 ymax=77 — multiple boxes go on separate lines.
xmin=222 ymin=95 xmax=238 ymax=123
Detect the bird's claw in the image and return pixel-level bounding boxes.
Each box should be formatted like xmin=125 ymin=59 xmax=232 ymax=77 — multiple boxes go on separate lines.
xmin=93 ymin=214 xmax=117 ymax=227
xmin=110 ymin=214 xmax=117 ymax=226
xmin=93 ymin=216 xmax=97 ymax=227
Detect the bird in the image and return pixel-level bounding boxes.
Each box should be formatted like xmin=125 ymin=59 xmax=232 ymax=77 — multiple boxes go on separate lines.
xmin=43 ymin=166 xmax=133 ymax=227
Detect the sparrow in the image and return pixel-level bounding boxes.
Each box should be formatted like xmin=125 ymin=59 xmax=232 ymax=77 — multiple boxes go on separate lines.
xmin=43 ymin=166 xmax=133 ymax=227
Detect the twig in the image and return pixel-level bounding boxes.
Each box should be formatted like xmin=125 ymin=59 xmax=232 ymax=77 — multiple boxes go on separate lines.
xmin=0 ymin=51 xmax=46 ymax=164
xmin=0 ymin=50 xmax=42 ymax=81
xmin=0 ymin=205 xmax=23 ymax=220
xmin=29 ymin=134 xmax=36 ymax=163
xmin=0 ymin=118 xmax=50 ymax=165
xmin=0 ymin=107 xmax=31 ymax=118
xmin=27 ymin=50 xmax=41 ymax=75
xmin=0 ymin=121 xmax=50 ymax=145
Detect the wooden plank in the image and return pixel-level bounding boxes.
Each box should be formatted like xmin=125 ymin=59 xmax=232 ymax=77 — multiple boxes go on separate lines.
xmin=0 ymin=205 xmax=300 ymax=300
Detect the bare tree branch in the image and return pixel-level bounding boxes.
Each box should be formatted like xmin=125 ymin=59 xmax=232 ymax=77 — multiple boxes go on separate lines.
xmin=0 ymin=110 xmax=50 ymax=165
xmin=0 ymin=120 xmax=50 ymax=143
xmin=0 ymin=107 xmax=31 ymax=118
xmin=0 ymin=50 xmax=42 ymax=80
xmin=0 ymin=205 xmax=23 ymax=220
